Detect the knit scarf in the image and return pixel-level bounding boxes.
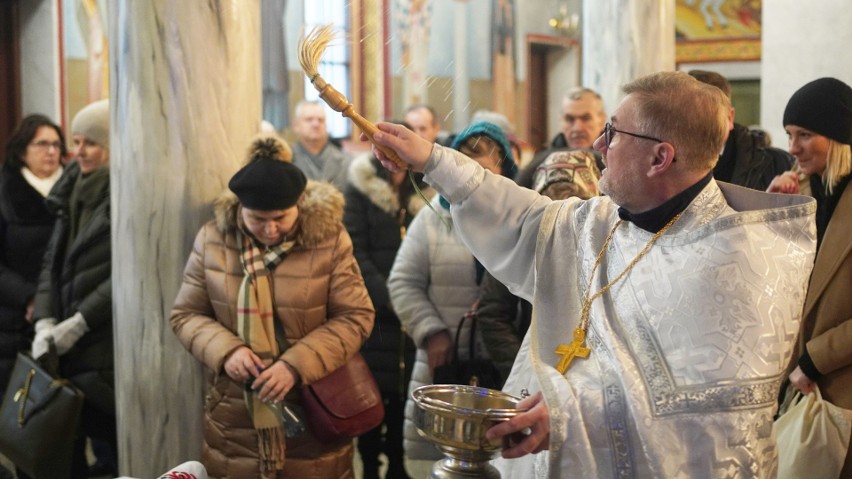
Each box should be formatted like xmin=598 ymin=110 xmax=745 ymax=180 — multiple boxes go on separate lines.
xmin=236 ymin=218 xmax=295 ymax=473
xmin=67 ymin=166 xmax=109 ymax=252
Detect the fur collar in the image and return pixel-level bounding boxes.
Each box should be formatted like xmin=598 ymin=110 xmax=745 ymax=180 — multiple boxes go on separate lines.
xmin=347 ymin=152 xmax=433 ymax=217
xmin=213 ymin=179 xmax=344 ymax=247
xmin=348 ymin=153 xmax=399 ymax=215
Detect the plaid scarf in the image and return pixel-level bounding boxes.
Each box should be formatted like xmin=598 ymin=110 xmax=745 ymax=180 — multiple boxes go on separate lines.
xmin=236 ymin=219 xmax=295 ymax=473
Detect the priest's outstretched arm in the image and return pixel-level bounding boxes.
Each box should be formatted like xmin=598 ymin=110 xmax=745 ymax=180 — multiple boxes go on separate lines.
xmin=368 ymin=121 xmax=560 ymax=302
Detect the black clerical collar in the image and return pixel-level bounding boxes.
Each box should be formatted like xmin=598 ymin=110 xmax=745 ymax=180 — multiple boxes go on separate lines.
xmin=617 ymin=172 xmax=712 ymax=232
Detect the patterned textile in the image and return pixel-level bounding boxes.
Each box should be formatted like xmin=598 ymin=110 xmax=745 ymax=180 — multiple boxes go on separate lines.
xmin=154 ymin=460 xmax=207 ymax=479
xmin=395 ymin=0 xmax=432 ymax=104
xmin=236 ymin=221 xmax=295 ymax=473
xmin=531 ymin=150 xmax=601 ymax=198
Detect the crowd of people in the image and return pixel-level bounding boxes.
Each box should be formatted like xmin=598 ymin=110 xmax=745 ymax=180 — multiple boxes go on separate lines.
xmin=0 ymin=70 xmax=849 ymax=478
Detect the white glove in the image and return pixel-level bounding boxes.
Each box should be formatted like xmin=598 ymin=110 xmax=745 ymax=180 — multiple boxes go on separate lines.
xmin=52 ymin=312 xmax=89 ymax=356
xmin=31 ymin=318 xmax=57 ymax=359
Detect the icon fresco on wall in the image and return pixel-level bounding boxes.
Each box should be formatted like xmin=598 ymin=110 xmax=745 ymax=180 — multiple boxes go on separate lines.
xmin=397 ymin=0 xmax=433 ymax=106
xmin=492 ymin=0 xmax=516 ymax=121
xmin=675 ymin=0 xmax=762 ymax=63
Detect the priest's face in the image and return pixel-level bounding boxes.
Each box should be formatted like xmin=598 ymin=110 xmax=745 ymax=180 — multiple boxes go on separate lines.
xmin=785 ymin=125 xmax=830 ymax=176
xmin=241 ymin=206 xmax=300 ymax=247
xmin=593 ymin=95 xmax=651 ymax=211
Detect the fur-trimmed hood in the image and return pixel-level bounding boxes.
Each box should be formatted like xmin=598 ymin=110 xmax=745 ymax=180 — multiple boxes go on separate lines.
xmin=213 ymin=179 xmax=344 ymax=247
xmin=347 ymin=152 xmax=432 ymax=217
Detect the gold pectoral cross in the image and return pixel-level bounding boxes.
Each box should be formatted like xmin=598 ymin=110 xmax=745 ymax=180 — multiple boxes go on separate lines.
xmin=554 ymin=328 xmax=591 ymax=374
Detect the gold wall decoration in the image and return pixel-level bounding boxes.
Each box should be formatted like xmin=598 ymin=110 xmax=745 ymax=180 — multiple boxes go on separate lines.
xmin=675 ymin=0 xmax=762 ymax=63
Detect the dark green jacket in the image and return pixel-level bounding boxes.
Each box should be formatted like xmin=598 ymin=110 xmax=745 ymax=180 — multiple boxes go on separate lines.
xmin=33 ymin=161 xmax=113 ymax=413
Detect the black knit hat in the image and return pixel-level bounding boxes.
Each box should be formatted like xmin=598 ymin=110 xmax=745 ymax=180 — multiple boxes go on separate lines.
xmin=229 ymin=136 xmax=307 ymax=210
xmin=783 ymin=77 xmax=852 ymax=145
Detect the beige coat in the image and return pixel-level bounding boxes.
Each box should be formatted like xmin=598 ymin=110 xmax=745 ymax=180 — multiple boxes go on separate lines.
xmin=170 ymin=180 xmax=374 ymax=479
xmin=788 ymin=179 xmax=852 ymax=476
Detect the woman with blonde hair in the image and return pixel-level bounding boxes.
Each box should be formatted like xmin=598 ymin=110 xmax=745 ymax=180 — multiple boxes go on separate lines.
xmin=769 ymin=77 xmax=852 ymax=477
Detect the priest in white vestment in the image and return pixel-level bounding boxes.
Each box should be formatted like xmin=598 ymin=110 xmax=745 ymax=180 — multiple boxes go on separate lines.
xmin=368 ymin=71 xmax=816 ymax=478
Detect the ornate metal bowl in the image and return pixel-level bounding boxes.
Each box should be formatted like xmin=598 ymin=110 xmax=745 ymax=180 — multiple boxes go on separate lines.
xmin=412 ymin=384 xmax=526 ymax=476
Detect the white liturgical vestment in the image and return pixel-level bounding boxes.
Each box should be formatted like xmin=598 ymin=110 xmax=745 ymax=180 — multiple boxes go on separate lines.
xmin=422 ymin=145 xmax=817 ymax=478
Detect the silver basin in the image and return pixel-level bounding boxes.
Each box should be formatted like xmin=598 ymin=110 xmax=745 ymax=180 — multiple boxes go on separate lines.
xmin=411 ymin=384 xmax=526 ymax=477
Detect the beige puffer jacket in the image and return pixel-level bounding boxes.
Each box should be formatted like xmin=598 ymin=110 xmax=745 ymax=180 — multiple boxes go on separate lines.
xmin=170 ymin=180 xmax=374 ymax=479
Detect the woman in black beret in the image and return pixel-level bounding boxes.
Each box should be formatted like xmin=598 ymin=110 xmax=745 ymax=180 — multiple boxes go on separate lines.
xmin=170 ymin=134 xmax=374 ymax=478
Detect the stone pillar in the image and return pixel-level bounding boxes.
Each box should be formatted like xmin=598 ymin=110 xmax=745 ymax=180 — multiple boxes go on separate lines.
xmin=19 ymin=0 xmax=62 ymax=120
xmin=109 ymin=2 xmax=261 ymax=476
xmin=453 ymin=0 xmax=470 ymax=131
xmin=761 ymin=0 xmax=852 ymax=149
xmin=582 ymin=0 xmax=675 ymax=114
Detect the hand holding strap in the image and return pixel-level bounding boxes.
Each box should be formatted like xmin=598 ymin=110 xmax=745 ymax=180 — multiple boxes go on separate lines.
xmin=52 ymin=312 xmax=89 ymax=356
xmin=31 ymin=318 xmax=57 ymax=359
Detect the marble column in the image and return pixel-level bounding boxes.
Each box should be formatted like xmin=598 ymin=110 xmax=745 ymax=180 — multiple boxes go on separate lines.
xmin=19 ymin=0 xmax=62 ymax=120
xmin=761 ymin=0 xmax=852 ymax=149
xmin=453 ymin=0 xmax=470 ymax=131
xmin=109 ymin=2 xmax=261 ymax=476
xmin=581 ymin=0 xmax=675 ymax=115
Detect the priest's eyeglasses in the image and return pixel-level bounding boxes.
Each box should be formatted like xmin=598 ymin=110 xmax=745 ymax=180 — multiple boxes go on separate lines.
xmin=603 ymin=123 xmax=665 ymax=148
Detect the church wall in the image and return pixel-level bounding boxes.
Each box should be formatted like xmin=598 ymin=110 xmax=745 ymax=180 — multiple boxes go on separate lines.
xmin=281 ymin=0 xmax=567 ymax=138
xmin=19 ymin=0 xmax=61 ymax=121
xmin=761 ymin=0 xmax=852 ymax=149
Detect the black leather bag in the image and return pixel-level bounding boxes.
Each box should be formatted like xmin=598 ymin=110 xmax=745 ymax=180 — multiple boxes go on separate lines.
xmin=432 ymin=302 xmax=503 ymax=390
xmin=0 ymin=349 xmax=84 ymax=479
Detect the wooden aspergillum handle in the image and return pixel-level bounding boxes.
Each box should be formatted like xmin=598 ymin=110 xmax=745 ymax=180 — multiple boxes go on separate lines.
xmin=316 ymin=81 xmax=408 ymax=169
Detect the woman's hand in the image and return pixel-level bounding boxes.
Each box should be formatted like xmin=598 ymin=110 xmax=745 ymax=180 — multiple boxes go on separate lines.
xmin=252 ymin=360 xmax=298 ymax=403
xmin=767 ymin=171 xmax=800 ymax=194
xmin=223 ymin=346 xmax=264 ymax=383
xmin=485 ymin=391 xmax=550 ymax=458
xmin=426 ymin=330 xmax=453 ymax=372
xmin=361 ymin=122 xmax=434 ymax=173
xmin=789 ymin=365 xmax=815 ymax=395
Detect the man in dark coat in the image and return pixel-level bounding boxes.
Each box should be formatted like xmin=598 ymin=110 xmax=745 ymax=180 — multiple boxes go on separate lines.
xmin=31 ymin=99 xmax=115 ymax=479
xmin=689 ymin=70 xmax=794 ymax=190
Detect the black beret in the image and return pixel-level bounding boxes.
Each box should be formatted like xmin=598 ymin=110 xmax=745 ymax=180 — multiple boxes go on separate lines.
xmin=228 ymin=158 xmax=307 ymax=210
xmin=783 ymin=77 xmax=852 ymax=145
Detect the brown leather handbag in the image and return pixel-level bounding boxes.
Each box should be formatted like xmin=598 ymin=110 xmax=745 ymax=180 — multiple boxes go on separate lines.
xmin=0 ymin=350 xmax=84 ymax=479
xmin=300 ymin=352 xmax=384 ymax=442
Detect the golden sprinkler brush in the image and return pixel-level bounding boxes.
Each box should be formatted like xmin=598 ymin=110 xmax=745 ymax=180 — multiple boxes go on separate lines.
xmin=297 ymin=24 xmax=407 ymax=170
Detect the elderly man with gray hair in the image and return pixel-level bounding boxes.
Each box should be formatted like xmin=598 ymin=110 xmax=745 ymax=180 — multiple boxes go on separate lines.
xmin=516 ymin=87 xmax=607 ymax=188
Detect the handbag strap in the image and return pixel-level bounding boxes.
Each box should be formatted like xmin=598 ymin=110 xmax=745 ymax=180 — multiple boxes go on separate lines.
xmin=452 ymin=300 xmax=480 ymax=362
xmin=37 ymin=338 xmax=61 ymax=378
